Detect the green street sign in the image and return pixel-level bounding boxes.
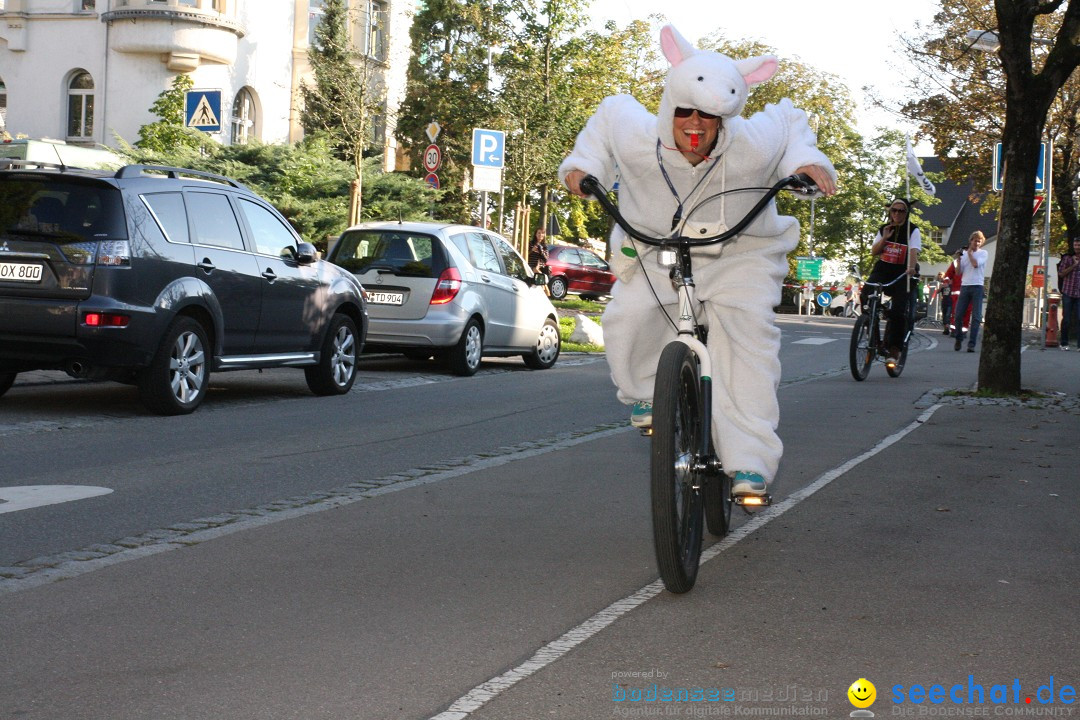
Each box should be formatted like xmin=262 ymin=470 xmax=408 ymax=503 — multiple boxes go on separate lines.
xmin=796 ymin=256 xmax=822 ymax=282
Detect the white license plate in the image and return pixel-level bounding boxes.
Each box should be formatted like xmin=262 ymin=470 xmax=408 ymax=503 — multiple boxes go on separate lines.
xmin=368 ymin=291 xmax=404 ymax=305
xmin=0 ymin=262 xmax=43 ymax=283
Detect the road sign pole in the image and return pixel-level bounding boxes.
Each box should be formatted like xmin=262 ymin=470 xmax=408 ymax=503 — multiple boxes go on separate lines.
xmin=1041 ymin=137 xmax=1053 ymax=346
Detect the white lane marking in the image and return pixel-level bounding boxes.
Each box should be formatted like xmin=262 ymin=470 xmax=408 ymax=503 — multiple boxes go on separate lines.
xmin=791 ymin=338 xmax=837 ymax=345
xmin=427 ymin=404 xmax=945 ymax=720
xmin=0 ymin=485 xmax=113 ymax=515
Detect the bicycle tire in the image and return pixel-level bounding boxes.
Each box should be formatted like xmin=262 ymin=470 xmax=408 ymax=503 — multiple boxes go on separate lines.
xmin=651 ymin=342 xmax=705 ymax=594
xmin=886 ymin=337 xmax=909 ymax=377
xmin=849 ymin=314 xmax=874 ymax=381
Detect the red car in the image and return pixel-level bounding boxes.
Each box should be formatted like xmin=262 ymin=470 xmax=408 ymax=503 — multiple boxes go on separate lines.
xmin=544 ymin=245 xmax=616 ymax=300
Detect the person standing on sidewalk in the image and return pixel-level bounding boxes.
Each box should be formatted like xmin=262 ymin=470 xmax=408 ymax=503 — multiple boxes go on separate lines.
xmin=1058 ymin=238 xmax=1080 ymax=350
xmin=952 ymin=231 xmax=989 ymax=353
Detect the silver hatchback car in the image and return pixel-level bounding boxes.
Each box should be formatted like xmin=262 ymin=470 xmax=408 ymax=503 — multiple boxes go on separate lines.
xmin=327 ymin=221 xmax=561 ymax=376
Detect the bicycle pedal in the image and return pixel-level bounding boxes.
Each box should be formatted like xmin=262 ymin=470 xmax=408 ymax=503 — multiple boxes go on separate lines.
xmin=733 ymin=494 xmax=773 ymax=508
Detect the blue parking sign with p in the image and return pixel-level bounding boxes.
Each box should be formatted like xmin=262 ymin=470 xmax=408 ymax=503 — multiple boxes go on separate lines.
xmin=472 ymin=129 xmax=505 ymax=168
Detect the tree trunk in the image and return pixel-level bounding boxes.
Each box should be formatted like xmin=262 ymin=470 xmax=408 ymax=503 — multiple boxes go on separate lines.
xmin=978 ymin=85 xmax=1046 ymax=393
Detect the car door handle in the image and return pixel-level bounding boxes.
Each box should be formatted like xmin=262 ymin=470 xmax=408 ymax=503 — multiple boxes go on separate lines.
xmin=262 ymin=268 xmax=278 ymax=283
xmin=197 ymin=259 xmax=215 ymax=273
xmin=480 ymin=274 xmax=492 ymax=283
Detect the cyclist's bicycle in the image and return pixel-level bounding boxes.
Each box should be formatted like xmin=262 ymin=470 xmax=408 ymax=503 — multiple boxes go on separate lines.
xmin=848 ymin=271 xmax=915 ymax=381
xmin=580 ymin=172 xmax=817 ymax=593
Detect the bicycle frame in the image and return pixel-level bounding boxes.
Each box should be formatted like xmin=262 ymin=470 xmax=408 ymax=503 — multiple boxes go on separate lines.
xmin=579 ymin=173 xmax=816 ymax=593
xmin=850 ymin=272 xmax=912 ymax=381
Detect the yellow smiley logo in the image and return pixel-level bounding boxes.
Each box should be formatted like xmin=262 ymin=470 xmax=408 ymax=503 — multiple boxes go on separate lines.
xmin=848 ymin=678 xmax=876 ymax=709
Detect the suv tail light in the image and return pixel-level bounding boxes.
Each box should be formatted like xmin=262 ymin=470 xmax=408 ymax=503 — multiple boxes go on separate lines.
xmin=430 ymin=267 xmax=462 ymax=305
xmin=96 ymin=240 xmax=132 ymax=267
xmin=84 ymin=312 xmax=131 ymax=327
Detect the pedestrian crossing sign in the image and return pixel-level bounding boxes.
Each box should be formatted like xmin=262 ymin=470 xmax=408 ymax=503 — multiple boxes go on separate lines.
xmin=185 ymin=90 xmax=223 ymax=133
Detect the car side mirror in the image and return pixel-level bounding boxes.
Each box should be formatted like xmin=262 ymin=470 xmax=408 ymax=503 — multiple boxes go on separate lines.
xmin=296 ymin=242 xmax=318 ymax=265
xmin=533 ymin=272 xmax=548 ymax=287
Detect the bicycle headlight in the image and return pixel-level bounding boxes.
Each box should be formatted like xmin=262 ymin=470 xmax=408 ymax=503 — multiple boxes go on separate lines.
xmin=657 ymin=248 xmax=678 ymax=268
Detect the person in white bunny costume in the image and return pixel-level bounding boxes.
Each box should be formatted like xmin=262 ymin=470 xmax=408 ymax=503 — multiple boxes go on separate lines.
xmin=562 ymin=24 xmax=837 ymax=497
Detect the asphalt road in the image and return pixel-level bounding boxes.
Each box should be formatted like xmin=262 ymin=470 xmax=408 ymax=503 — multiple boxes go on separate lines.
xmin=1 ymin=315 xmax=1076 ymax=720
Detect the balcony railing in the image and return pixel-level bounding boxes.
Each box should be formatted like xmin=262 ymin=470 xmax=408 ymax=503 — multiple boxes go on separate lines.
xmin=102 ymin=0 xmax=244 ymax=38
xmin=101 ymin=0 xmax=244 ymax=69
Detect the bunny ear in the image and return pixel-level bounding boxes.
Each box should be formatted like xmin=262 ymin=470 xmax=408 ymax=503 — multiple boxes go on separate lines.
xmin=660 ymin=25 xmax=697 ymax=66
xmin=735 ymin=55 xmax=779 ymax=86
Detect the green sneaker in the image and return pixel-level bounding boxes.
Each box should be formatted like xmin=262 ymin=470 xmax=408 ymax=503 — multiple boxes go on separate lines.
xmin=731 ymin=471 xmax=767 ymax=496
xmin=630 ymin=401 xmax=653 ymax=428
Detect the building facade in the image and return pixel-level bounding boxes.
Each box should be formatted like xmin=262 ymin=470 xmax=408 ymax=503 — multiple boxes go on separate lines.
xmin=0 ymin=0 xmax=412 ymax=167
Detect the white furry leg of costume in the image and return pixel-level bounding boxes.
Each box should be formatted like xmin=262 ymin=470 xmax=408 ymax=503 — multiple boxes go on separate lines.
xmin=601 ymin=267 xmax=679 ymax=406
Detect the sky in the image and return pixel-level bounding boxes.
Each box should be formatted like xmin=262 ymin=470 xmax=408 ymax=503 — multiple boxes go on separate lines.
xmin=586 ymin=0 xmax=944 ymax=153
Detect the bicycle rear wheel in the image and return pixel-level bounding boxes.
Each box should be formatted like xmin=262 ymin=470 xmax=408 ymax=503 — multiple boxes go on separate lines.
xmin=849 ymin=314 xmax=874 ymax=381
xmin=651 ymin=341 xmax=705 ymax=594
xmin=886 ymin=339 xmax=909 ymax=377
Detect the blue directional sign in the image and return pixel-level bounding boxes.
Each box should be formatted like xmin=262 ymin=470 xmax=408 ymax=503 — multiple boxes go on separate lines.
xmin=185 ymin=90 xmax=223 ymax=133
xmin=472 ymin=128 xmax=505 ymax=168
xmin=816 ymin=291 xmax=832 ymax=308
xmin=993 ymin=141 xmax=1045 ymax=192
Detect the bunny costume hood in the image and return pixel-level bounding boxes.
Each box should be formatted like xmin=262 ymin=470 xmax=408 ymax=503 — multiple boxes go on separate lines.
xmin=559 ymin=24 xmax=836 ymax=284
xmin=654 ymin=25 xmax=779 ymax=159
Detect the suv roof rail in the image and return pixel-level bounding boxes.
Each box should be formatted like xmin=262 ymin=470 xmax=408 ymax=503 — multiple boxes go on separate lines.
xmin=0 ymin=158 xmax=72 ymax=171
xmin=115 ymin=164 xmax=250 ymax=190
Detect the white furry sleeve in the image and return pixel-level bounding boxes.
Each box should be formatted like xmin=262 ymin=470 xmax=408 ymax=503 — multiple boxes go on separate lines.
xmin=558 ymin=95 xmax=644 ymax=190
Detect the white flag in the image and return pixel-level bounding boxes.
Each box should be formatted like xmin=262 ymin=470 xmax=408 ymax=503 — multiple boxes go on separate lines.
xmin=906 ymin=137 xmax=936 ymax=196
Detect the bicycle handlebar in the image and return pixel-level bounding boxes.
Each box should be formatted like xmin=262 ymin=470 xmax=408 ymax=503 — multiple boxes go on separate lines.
xmin=578 ymin=173 xmax=818 ymax=247
xmin=861 ymin=273 xmax=911 ymax=289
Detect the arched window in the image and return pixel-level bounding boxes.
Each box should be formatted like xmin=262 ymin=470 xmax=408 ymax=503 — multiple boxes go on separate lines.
xmin=67 ymin=71 xmax=95 ymax=140
xmin=308 ymin=0 xmax=325 ymax=48
xmin=231 ymin=87 xmax=256 ymax=145
xmin=0 ymin=76 xmax=7 ymax=134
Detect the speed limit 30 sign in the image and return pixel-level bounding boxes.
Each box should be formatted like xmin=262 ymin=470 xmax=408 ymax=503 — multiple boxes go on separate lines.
xmin=423 ymin=144 xmax=441 ymax=173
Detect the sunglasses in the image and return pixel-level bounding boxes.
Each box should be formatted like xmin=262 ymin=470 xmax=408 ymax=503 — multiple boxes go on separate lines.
xmin=889 ymin=208 xmax=908 ymax=214
xmin=674 ymin=107 xmax=720 ymax=120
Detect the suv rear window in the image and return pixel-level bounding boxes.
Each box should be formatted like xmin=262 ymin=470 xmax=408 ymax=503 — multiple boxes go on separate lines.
xmin=0 ymin=177 xmax=126 ymax=241
xmin=331 ymin=230 xmax=447 ymax=278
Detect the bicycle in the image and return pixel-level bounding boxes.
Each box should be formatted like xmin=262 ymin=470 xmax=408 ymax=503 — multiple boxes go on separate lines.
xmin=580 ymin=172 xmax=818 ymax=594
xmin=848 ymin=270 xmax=916 ymax=381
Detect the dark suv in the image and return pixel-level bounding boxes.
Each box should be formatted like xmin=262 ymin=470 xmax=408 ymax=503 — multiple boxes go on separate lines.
xmin=0 ymin=161 xmax=368 ymax=414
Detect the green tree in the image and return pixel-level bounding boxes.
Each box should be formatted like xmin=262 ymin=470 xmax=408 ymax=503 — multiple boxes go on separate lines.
xmin=896 ymin=0 xmax=1080 ymax=250
xmin=495 ymin=0 xmax=591 ymax=240
xmin=136 ymin=74 xmax=204 ymax=153
xmin=396 ymin=0 xmax=502 ymax=223
xmin=540 ymin=18 xmax=665 ymax=249
xmin=300 ymin=0 xmax=386 ymax=224
xmin=900 ymin=0 xmax=1080 ymax=393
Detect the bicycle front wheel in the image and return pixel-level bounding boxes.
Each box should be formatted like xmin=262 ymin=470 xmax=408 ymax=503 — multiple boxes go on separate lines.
xmin=651 ymin=341 xmax=705 ymax=594
xmin=849 ymin=314 xmax=874 ymax=381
